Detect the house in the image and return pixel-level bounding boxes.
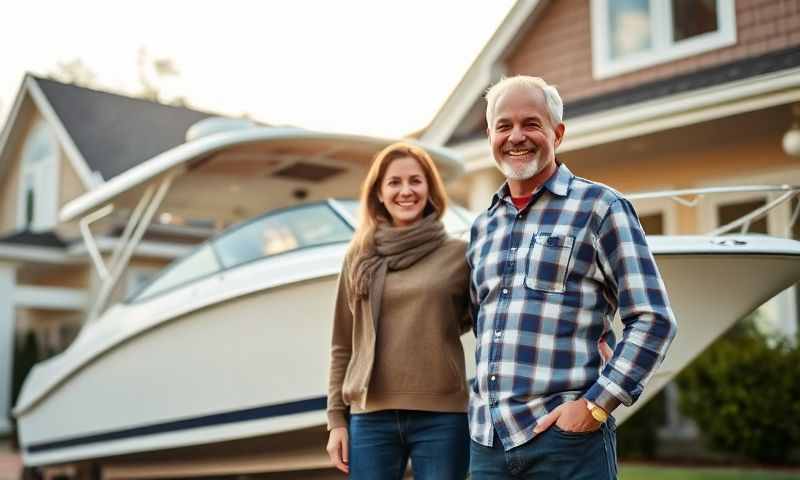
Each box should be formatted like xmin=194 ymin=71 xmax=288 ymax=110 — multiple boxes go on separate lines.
xmin=422 ymin=0 xmax=800 ymax=450
xmin=0 ymin=75 xmax=220 ymax=439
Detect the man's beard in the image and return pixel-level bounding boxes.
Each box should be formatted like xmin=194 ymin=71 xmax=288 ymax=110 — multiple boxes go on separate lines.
xmin=496 ymin=156 xmax=542 ymax=180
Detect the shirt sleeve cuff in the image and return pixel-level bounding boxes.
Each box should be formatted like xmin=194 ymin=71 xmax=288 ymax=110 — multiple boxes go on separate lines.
xmin=584 ymin=382 xmax=623 ymax=414
xmin=327 ymin=410 xmax=348 ymax=430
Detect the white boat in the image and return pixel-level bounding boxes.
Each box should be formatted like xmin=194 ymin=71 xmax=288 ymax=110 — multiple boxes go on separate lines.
xmin=13 ymin=123 xmax=471 ymax=475
xmin=12 ymin=122 xmax=800 ymax=476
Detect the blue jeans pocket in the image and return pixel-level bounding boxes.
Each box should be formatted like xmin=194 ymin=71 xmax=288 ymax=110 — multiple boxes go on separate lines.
xmin=551 ymin=424 xmax=600 ymax=437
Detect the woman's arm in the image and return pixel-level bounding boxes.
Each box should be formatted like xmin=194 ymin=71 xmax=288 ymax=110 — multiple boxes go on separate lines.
xmin=327 ymin=263 xmax=354 ymax=429
xmin=326 ymin=258 xmax=355 ymax=474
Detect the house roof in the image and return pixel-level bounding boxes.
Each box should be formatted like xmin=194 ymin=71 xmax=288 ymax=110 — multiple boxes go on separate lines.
xmin=32 ymin=76 xmax=216 ymax=181
xmin=0 ymin=230 xmax=68 ymax=249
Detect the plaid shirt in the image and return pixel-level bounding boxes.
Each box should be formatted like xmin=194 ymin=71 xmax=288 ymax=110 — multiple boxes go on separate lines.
xmin=466 ymin=163 xmax=677 ymax=450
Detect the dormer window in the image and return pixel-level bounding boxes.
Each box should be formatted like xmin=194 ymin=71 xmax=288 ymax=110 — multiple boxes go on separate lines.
xmin=17 ymin=120 xmax=58 ymax=232
xmin=590 ymin=0 xmax=736 ymax=79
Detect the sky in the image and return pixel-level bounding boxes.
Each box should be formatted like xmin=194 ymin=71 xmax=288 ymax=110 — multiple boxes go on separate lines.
xmin=0 ymin=1 xmax=514 ymax=138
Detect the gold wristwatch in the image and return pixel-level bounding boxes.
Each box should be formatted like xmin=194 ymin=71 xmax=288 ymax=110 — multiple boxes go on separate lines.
xmin=585 ymin=400 xmax=608 ymax=423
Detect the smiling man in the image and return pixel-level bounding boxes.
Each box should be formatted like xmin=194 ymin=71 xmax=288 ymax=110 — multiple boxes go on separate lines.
xmin=466 ymin=76 xmax=678 ymax=479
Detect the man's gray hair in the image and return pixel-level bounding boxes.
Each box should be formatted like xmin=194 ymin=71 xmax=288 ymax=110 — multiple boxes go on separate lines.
xmin=485 ymin=76 xmax=563 ymax=128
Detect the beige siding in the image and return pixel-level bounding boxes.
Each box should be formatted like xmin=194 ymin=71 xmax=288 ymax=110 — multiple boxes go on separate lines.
xmin=563 ymin=138 xmax=791 ymax=194
xmin=0 ymin=148 xmax=22 ymax=234
xmin=0 ymin=98 xmax=35 ymax=234
xmin=54 ymin=147 xmax=89 ymax=239
xmin=19 ymin=265 xmax=89 ymax=290
xmin=506 ymin=0 xmax=800 ymax=103
xmin=58 ymin=148 xmax=88 ymax=209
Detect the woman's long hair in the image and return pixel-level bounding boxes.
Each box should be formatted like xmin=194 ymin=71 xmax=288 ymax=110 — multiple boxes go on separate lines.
xmin=349 ymin=142 xmax=449 ymax=260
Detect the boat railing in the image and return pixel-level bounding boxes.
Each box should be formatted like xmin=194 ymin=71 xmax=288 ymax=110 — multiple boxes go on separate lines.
xmin=626 ymin=184 xmax=800 ymax=237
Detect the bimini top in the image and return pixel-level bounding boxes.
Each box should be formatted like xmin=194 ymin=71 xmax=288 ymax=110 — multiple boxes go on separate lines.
xmin=60 ymin=125 xmax=464 ymax=223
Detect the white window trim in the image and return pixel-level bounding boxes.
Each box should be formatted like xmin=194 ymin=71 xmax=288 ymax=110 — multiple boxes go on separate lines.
xmin=590 ymin=0 xmax=737 ymax=80
xmin=16 ymin=120 xmax=60 ymax=232
xmin=629 ymin=196 xmax=679 ymax=235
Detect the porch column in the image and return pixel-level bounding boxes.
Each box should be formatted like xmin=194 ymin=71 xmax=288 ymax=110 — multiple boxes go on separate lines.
xmin=0 ymin=263 xmax=15 ymax=436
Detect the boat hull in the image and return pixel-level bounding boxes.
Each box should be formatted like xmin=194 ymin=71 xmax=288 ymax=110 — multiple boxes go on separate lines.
xmin=15 ymin=236 xmax=800 ymax=467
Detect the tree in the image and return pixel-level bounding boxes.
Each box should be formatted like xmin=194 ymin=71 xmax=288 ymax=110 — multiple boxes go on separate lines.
xmin=46 ymin=49 xmax=190 ymax=107
xmin=49 ymin=58 xmax=98 ymax=88
xmin=136 ymin=47 xmax=189 ymax=107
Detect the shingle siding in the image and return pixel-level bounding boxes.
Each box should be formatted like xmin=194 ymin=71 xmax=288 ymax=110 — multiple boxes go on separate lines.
xmin=506 ymin=0 xmax=800 ymax=103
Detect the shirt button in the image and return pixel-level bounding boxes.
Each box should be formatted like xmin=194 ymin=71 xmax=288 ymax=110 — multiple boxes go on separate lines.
xmin=502 ymin=288 xmax=508 ymax=295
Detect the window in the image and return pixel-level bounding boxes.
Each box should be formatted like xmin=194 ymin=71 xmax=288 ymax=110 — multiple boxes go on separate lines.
xmin=17 ymin=121 xmax=59 ymax=231
xmin=126 ymin=268 xmax=161 ymax=298
xmin=133 ymin=244 xmax=221 ymax=301
xmin=718 ymin=199 xmax=768 ymax=234
xmin=130 ymin=202 xmax=355 ymax=302
xmin=639 ymin=212 xmax=664 ymax=235
xmin=213 ymin=203 xmax=353 ymax=269
xmin=590 ymin=0 xmax=736 ymax=79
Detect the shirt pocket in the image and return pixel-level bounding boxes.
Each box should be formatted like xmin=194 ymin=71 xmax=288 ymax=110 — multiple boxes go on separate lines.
xmin=525 ymin=233 xmax=575 ymax=294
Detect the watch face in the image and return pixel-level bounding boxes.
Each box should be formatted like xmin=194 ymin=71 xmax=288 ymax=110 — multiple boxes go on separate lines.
xmin=591 ymin=408 xmax=608 ymax=423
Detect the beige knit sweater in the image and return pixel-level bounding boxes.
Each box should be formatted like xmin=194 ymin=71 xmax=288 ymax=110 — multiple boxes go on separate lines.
xmin=326 ymin=237 xmax=471 ymax=429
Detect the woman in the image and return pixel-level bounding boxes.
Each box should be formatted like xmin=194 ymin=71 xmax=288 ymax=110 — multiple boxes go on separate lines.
xmin=326 ymin=142 xmax=471 ymax=479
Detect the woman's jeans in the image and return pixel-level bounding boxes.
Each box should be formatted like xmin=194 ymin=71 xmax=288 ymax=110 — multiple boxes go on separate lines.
xmin=470 ymin=417 xmax=618 ymax=479
xmin=349 ymin=410 xmax=470 ymax=480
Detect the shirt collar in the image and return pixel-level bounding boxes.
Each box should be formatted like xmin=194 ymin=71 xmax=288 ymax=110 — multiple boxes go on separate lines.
xmin=488 ymin=162 xmax=574 ymax=213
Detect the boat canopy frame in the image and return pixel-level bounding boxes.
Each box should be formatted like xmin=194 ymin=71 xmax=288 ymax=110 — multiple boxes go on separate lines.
xmin=62 ymin=127 xmax=464 ymax=321
xmin=82 ymin=172 xmax=178 ymax=322
xmin=627 ymin=184 xmax=800 ymax=236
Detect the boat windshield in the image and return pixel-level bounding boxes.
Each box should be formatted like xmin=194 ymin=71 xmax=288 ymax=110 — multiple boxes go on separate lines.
xmin=130 ymin=202 xmax=354 ymax=302
xmin=334 ymin=199 xmax=474 ymax=234
xmin=129 ymin=200 xmax=473 ymax=303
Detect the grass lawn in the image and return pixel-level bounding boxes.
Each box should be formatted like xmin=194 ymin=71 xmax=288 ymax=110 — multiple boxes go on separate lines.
xmin=620 ymin=465 xmax=800 ymax=479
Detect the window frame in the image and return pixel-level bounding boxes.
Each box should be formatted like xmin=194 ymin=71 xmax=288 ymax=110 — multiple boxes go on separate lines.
xmin=590 ymin=0 xmax=737 ymax=80
xmin=125 ymin=201 xmax=356 ymax=303
xmin=628 ymin=196 xmax=678 ymax=236
xmin=16 ymin=120 xmax=60 ymax=232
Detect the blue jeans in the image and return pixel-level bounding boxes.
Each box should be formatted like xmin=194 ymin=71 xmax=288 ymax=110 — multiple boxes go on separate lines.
xmin=470 ymin=418 xmax=618 ymax=479
xmin=348 ymin=410 xmax=470 ymax=480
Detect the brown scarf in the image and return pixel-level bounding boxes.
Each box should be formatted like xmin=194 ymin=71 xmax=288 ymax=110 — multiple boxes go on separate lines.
xmin=351 ymin=214 xmax=447 ymax=329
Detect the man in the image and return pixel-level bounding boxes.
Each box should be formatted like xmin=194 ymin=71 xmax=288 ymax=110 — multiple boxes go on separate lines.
xmin=466 ymin=75 xmax=677 ymax=479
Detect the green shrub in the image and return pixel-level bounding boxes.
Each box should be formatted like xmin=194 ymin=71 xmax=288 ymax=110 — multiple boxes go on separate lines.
xmin=676 ymin=318 xmax=800 ymax=464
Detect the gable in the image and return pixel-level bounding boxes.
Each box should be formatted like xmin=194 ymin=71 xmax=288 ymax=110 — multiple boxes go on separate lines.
xmin=0 ymin=142 xmax=22 ymax=234
xmin=0 ymin=110 xmax=58 ymax=234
